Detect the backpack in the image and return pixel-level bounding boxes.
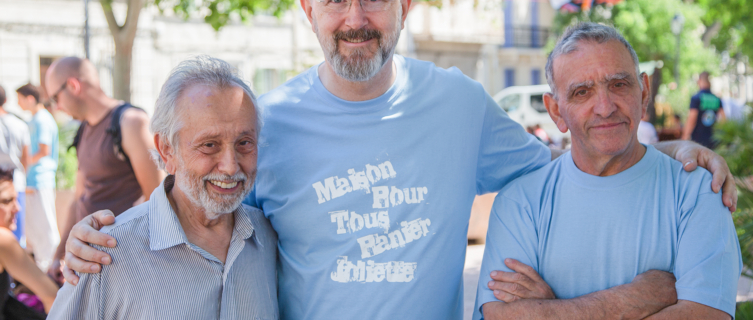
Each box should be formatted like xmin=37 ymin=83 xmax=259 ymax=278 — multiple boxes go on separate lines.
xmin=69 ymin=103 xmax=145 ymax=165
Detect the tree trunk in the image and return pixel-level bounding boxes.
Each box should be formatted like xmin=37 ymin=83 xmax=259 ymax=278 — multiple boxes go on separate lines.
xmin=101 ymin=0 xmax=143 ymax=102
xmin=112 ymin=38 xmax=134 ymax=101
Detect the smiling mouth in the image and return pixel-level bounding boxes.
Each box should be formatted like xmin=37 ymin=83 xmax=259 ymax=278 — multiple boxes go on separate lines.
xmin=209 ymin=180 xmax=239 ymax=189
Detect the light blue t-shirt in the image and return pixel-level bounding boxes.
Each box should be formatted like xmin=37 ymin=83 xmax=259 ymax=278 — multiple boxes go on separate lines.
xmin=246 ymin=55 xmax=551 ymax=319
xmin=27 ymin=109 xmax=58 ymax=189
xmin=474 ymin=145 xmax=741 ymax=319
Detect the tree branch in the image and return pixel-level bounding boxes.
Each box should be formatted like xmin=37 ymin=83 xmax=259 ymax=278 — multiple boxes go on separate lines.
xmin=101 ymin=0 xmax=122 ymax=39
xmin=123 ymin=0 xmax=145 ymax=42
xmin=702 ymin=20 xmax=722 ymax=48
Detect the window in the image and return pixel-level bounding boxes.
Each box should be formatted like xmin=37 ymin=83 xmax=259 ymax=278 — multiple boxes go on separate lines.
xmin=531 ymin=69 xmax=541 ymax=85
xmin=497 ymin=94 xmax=521 ymax=113
xmin=504 ymin=69 xmax=515 ymax=88
xmin=530 ymin=94 xmax=547 ymax=113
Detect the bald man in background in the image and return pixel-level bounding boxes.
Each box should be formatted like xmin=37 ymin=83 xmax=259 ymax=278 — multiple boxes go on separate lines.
xmin=44 ymin=57 xmax=164 ymax=283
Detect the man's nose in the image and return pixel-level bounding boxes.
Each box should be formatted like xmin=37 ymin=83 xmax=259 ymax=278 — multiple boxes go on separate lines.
xmin=344 ymin=0 xmax=368 ymax=30
xmin=593 ymin=89 xmax=617 ymax=118
xmin=217 ymin=147 xmax=241 ymax=176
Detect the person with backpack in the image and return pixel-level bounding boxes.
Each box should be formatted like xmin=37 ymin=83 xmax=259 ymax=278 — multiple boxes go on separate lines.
xmin=43 ymin=57 xmax=164 ymax=284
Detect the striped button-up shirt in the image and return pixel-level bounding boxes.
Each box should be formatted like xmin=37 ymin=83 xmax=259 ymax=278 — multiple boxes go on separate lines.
xmin=48 ymin=176 xmax=278 ymax=319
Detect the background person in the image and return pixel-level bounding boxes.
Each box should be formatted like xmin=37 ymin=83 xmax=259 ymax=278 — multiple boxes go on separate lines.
xmin=637 ymin=112 xmax=658 ymax=144
xmin=0 ymin=85 xmax=30 ymax=247
xmin=682 ymin=71 xmax=725 ymax=148
xmin=0 ymin=166 xmax=59 ymax=316
xmin=44 ymin=57 xmax=164 ymax=284
xmin=15 ymin=83 xmax=59 ymax=272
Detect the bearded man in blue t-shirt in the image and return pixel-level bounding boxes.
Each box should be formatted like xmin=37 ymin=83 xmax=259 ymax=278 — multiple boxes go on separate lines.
xmin=476 ymin=23 xmax=741 ymax=320
xmin=62 ymin=2 xmax=739 ymax=320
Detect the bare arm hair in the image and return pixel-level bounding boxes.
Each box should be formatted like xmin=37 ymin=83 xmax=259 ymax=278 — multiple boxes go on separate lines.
xmin=643 ymin=300 xmax=730 ymax=320
xmin=483 ymin=270 xmax=677 ymax=320
xmin=120 ymin=109 xmax=165 ymax=200
xmin=0 ymin=229 xmax=58 ymax=312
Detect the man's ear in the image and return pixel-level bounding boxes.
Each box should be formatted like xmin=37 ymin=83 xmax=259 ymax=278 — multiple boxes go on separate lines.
xmin=66 ymin=78 xmax=83 ymax=96
xmin=400 ymin=0 xmax=412 ymax=29
xmin=544 ymin=92 xmax=568 ymax=133
xmin=301 ymin=0 xmax=315 ymax=32
xmin=154 ymin=134 xmax=176 ymax=175
xmin=640 ymin=72 xmax=650 ymax=116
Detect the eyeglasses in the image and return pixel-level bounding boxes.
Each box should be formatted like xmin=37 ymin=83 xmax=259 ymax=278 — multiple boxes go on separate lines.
xmin=315 ymin=0 xmax=392 ymax=13
xmin=50 ymin=81 xmax=67 ymax=104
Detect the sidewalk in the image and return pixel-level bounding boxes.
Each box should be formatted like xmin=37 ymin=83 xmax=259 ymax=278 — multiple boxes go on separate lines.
xmin=462 ymin=244 xmax=753 ymax=320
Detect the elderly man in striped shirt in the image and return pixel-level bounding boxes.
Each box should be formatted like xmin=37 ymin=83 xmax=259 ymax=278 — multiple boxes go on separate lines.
xmin=47 ymin=56 xmax=278 ymax=319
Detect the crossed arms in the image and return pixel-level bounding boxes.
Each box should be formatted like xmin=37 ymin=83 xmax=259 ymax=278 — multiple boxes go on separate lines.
xmin=482 ymin=259 xmax=729 ymax=320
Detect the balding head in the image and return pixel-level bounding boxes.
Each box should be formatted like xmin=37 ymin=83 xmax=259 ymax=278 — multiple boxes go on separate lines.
xmin=698 ymin=71 xmax=711 ymax=90
xmin=47 ymin=57 xmax=100 ymax=89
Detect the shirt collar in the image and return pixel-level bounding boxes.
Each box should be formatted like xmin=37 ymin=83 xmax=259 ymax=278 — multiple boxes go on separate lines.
xmin=148 ymin=175 xmax=257 ymax=251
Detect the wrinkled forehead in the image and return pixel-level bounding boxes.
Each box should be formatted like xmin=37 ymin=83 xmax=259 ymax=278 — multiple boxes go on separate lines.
xmin=175 ymin=84 xmax=257 ymax=140
xmin=553 ymin=40 xmax=637 ymax=92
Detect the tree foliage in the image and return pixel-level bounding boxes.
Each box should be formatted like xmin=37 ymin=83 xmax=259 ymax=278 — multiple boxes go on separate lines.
xmin=154 ymin=0 xmax=297 ymax=31
xmin=697 ymin=0 xmax=752 ymax=66
xmin=101 ymin=0 xmax=295 ymax=101
xmin=551 ymin=0 xmax=718 ymax=90
xmin=714 ymin=117 xmax=753 ymax=276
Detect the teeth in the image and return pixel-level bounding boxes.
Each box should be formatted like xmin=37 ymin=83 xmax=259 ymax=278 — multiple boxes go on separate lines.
xmin=347 ymin=38 xmax=365 ymax=43
xmin=209 ymin=180 xmax=238 ymax=189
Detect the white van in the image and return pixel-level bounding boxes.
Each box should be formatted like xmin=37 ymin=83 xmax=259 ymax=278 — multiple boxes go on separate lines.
xmin=492 ymin=84 xmax=570 ymax=145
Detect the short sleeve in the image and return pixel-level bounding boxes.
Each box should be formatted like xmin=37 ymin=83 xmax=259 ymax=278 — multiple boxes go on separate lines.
xmin=689 ymin=95 xmax=701 ymax=111
xmin=46 ymin=272 xmax=101 ymax=320
xmin=35 ymin=117 xmax=55 ymax=146
xmin=674 ymin=190 xmax=742 ymax=317
xmin=475 ymin=93 xmax=550 ymax=195
xmin=473 ymin=192 xmax=539 ymax=320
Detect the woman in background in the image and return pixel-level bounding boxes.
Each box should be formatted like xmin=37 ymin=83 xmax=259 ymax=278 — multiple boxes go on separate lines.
xmin=0 ymin=166 xmax=58 ymax=318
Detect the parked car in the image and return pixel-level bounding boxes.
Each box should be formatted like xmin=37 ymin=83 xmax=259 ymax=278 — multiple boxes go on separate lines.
xmin=492 ymin=84 xmax=570 ymax=146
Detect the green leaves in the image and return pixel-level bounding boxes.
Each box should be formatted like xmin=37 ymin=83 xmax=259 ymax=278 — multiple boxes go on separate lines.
xmin=154 ymin=0 xmax=296 ymax=31
xmin=715 ymin=116 xmax=753 ymax=276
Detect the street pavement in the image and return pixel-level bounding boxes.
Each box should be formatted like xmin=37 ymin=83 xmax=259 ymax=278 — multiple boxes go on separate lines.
xmin=462 ymin=244 xmax=753 ymax=320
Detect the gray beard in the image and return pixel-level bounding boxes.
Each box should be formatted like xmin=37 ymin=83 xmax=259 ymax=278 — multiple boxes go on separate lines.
xmin=316 ymin=10 xmax=402 ymax=82
xmin=175 ymin=171 xmax=251 ymax=220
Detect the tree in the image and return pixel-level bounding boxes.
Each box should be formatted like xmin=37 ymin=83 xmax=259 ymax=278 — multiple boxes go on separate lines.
xmin=697 ymin=0 xmax=752 ymax=63
xmin=100 ymin=0 xmax=295 ymax=101
xmin=550 ymin=0 xmax=720 ymax=120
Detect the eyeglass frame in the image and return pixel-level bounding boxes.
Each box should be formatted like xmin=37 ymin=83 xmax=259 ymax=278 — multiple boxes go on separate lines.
xmin=49 ymin=80 xmax=68 ymax=104
xmin=314 ymin=0 xmax=393 ymax=13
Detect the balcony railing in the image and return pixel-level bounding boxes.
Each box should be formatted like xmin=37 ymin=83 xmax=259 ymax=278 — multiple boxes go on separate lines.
xmin=504 ymin=26 xmax=551 ymax=48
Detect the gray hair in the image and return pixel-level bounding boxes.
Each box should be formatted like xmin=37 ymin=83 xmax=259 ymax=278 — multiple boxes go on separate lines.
xmin=545 ymin=22 xmax=643 ymax=98
xmin=150 ymin=55 xmax=262 ymax=170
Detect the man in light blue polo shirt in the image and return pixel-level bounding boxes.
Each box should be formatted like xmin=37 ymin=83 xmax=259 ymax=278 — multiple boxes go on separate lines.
xmin=476 ymin=23 xmax=741 ymax=320
xmin=16 ymin=83 xmax=59 ymax=271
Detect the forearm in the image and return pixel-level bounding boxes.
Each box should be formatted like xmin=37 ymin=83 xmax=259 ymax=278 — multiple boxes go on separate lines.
xmin=54 ymin=202 xmax=79 ymax=260
xmin=643 ymin=300 xmax=730 ymax=320
xmin=484 ymin=282 xmax=673 ymax=320
xmin=30 ymin=151 xmax=49 ymax=165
